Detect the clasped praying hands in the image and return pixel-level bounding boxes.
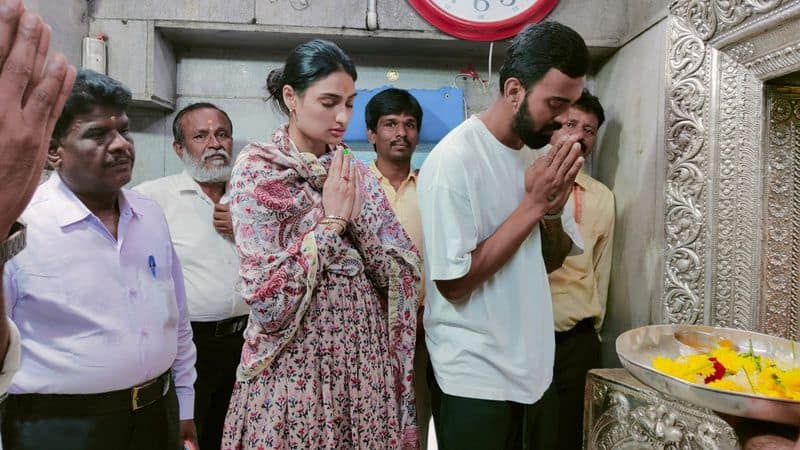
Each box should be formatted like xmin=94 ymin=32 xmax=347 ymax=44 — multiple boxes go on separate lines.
xmin=524 ymin=134 xmax=584 ymax=219
xmin=321 ymin=148 xmax=362 ymax=234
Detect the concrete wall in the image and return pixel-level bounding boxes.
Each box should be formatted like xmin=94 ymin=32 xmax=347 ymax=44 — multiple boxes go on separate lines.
xmin=24 ymin=0 xmax=87 ymax=66
xmin=623 ymin=0 xmax=667 ymax=44
xmin=127 ymin=49 xmax=481 ymax=186
xmin=592 ymin=18 xmax=668 ymax=366
xmin=91 ymin=0 xmax=664 ymax=47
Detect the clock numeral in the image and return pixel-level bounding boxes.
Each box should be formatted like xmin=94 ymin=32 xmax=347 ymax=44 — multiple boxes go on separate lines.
xmin=473 ymin=0 xmax=517 ymax=12
xmin=473 ymin=0 xmax=489 ymax=12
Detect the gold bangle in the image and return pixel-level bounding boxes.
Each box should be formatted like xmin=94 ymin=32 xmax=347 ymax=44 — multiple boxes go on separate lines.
xmin=320 ymin=218 xmax=348 ymax=232
xmin=321 ymin=217 xmax=348 ymax=227
xmin=320 ymin=220 xmax=345 ymax=235
xmin=324 ymin=215 xmax=348 ymax=223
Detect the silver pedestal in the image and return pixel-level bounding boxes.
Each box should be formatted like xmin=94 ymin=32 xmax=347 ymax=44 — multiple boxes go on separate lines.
xmin=584 ymin=369 xmax=739 ymax=449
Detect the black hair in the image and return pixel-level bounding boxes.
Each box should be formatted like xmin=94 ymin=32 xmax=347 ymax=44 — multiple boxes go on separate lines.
xmin=265 ymin=39 xmax=357 ymax=116
xmin=52 ymin=69 xmax=131 ymax=140
xmin=364 ymin=88 xmax=423 ymax=132
xmin=172 ymin=102 xmax=233 ymax=145
xmin=572 ymin=89 xmax=605 ymax=127
xmin=498 ymin=21 xmax=589 ymax=95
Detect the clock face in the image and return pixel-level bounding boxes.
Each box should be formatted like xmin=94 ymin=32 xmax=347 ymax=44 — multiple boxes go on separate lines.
xmin=408 ymin=0 xmax=559 ymax=41
xmin=430 ymin=0 xmax=539 ymax=23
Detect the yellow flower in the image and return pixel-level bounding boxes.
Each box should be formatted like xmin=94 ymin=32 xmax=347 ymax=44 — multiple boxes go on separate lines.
xmin=707 ymin=378 xmax=745 ymax=392
xmin=653 ymin=356 xmax=694 ymax=382
xmin=712 ymin=347 xmax=740 ymax=373
xmin=652 ymin=342 xmax=800 ymax=401
xmin=738 ymin=353 xmax=760 ymax=375
xmin=781 ymin=368 xmax=800 ymax=392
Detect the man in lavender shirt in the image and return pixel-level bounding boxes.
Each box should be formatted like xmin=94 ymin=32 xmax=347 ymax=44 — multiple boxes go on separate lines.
xmin=1 ymin=69 xmax=198 ymax=450
xmin=0 ymin=0 xmax=75 ymax=398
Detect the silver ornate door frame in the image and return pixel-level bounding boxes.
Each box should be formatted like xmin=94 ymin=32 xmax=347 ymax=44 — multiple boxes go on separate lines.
xmin=662 ymin=0 xmax=800 ymax=339
xmin=585 ymin=3 xmax=800 ymax=448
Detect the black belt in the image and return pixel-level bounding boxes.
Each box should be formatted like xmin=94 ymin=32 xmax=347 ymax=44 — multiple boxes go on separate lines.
xmin=192 ymin=315 xmax=248 ymax=338
xmin=555 ymin=317 xmax=595 ymax=342
xmin=0 ymin=391 xmax=7 ymax=422
xmin=6 ymin=371 xmax=171 ymax=415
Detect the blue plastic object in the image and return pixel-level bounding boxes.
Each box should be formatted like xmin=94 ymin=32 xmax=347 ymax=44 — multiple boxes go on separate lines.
xmin=343 ymin=85 xmax=465 ymax=143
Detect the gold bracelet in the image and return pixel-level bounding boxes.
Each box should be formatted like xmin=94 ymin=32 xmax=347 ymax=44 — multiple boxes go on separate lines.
xmin=321 ymin=217 xmax=348 ymax=227
xmin=324 ymin=215 xmax=349 ymax=223
xmin=320 ymin=218 xmax=348 ymax=229
xmin=320 ymin=219 xmax=345 ymax=235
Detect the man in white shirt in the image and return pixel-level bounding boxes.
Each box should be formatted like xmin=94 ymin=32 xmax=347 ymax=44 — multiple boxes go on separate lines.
xmin=135 ymin=102 xmax=247 ymax=450
xmin=3 ymin=69 xmax=197 ymax=450
xmin=417 ymin=22 xmax=588 ymax=449
xmin=0 ymin=0 xmax=75 ymax=396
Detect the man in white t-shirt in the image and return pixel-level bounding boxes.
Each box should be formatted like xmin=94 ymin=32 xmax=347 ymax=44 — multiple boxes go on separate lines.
xmin=417 ymin=21 xmax=589 ymax=450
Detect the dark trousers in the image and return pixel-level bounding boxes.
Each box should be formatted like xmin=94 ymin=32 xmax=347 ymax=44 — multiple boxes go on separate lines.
xmin=429 ymin=364 xmax=558 ymax=450
xmin=1 ymin=382 xmax=179 ymax=450
xmin=191 ymin=320 xmax=245 ymax=450
xmin=554 ymin=318 xmax=601 ymax=450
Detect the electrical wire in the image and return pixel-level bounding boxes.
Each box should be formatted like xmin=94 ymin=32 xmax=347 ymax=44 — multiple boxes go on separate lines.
xmin=487 ymin=41 xmax=494 ymax=93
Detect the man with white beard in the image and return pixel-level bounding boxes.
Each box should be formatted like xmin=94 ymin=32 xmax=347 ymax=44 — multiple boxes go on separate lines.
xmin=134 ymin=103 xmax=248 ymax=450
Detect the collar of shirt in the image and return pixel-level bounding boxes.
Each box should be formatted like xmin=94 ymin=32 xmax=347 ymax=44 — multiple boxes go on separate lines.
xmin=176 ymin=170 xmax=227 ymax=205
xmin=49 ymin=173 xmax=142 ymax=229
xmin=369 ymin=160 xmax=417 ymax=186
xmin=575 ymin=170 xmax=590 ymax=190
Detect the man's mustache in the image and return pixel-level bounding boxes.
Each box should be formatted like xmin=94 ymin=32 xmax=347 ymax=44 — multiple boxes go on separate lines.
xmin=202 ymin=149 xmax=230 ymax=162
xmin=391 ymin=138 xmax=411 ymax=147
xmin=103 ymin=155 xmax=133 ymax=168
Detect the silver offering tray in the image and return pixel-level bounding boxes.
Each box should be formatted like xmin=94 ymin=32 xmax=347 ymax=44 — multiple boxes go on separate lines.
xmin=616 ymin=324 xmax=800 ymax=425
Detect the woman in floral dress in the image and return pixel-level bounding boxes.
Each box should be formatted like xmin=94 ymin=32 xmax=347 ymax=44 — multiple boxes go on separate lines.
xmin=222 ymin=39 xmax=421 ymax=450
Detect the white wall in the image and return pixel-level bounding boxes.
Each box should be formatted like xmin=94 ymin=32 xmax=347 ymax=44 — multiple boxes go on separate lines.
xmin=128 ymin=48 xmax=489 ymax=186
xmin=592 ymin=18 xmax=668 ymax=366
xmin=24 ymin=0 xmax=87 ymax=66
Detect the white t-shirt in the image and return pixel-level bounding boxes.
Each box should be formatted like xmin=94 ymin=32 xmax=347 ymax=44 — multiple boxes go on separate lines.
xmin=417 ymin=116 xmax=583 ymax=404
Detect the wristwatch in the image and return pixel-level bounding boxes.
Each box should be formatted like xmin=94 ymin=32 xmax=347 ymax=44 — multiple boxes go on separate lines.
xmin=0 ymin=222 xmax=26 ymax=264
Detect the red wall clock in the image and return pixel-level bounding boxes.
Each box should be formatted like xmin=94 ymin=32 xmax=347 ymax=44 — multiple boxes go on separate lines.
xmin=407 ymin=0 xmax=559 ymax=41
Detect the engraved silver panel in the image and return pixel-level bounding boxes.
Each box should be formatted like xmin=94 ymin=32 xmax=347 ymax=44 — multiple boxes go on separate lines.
xmin=711 ymin=51 xmax=762 ymax=330
xmin=599 ymin=3 xmax=800 ymax=446
xmin=661 ymin=0 xmax=800 ymax=336
xmin=585 ymin=369 xmax=738 ymax=449
xmin=662 ymin=12 xmax=711 ymax=326
xmin=761 ymin=89 xmax=800 ymax=339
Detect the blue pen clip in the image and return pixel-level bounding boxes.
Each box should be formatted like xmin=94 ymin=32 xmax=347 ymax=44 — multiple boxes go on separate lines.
xmin=148 ymin=255 xmax=157 ymax=278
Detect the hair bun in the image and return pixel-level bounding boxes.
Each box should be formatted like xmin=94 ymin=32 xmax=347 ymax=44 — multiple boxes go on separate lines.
xmin=266 ymin=68 xmax=284 ymax=98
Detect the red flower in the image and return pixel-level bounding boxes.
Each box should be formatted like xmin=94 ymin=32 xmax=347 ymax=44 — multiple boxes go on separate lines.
xmin=704 ymin=357 xmax=726 ymax=384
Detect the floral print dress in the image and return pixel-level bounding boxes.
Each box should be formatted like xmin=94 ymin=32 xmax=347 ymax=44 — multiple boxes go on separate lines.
xmin=222 ymin=124 xmax=421 ymax=450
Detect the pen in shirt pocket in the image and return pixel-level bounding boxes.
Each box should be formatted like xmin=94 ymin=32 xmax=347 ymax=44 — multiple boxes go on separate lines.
xmin=148 ymin=255 xmax=157 ymax=278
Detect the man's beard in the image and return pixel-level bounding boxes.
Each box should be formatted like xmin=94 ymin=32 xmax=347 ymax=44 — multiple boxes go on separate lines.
xmin=511 ymin=98 xmax=562 ymax=149
xmin=181 ymin=148 xmax=232 ymax=183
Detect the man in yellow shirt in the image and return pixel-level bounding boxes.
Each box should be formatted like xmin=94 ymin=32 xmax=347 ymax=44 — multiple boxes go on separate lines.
xmin=365 ymin=88 xmax=429 ymax=448
xmin=548 ymin=90 xmax=615 ymax=450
